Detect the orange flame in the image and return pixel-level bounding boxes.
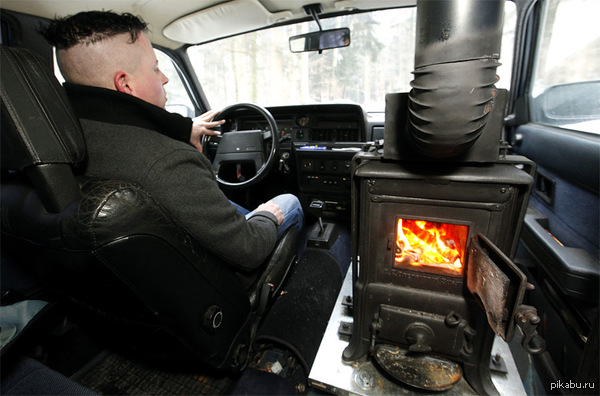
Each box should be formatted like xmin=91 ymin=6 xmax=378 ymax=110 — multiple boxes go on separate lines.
xmin=395 ymin=219 xmax=468 ymax=274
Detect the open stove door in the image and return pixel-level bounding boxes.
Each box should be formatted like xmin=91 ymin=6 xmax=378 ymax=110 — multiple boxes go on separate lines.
xmin=467 ymin=233 xmax=546 ymax=354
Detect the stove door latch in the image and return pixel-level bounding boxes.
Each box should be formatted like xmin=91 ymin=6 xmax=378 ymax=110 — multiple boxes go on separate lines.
xmin=514 ymin=305 xmax=546 ymax=354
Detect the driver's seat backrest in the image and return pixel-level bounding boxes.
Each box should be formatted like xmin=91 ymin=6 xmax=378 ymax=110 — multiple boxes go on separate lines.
xmin=1 ymin=44 xmax=84 ymax=212
xmin=1 ymin=45 xmax=295 ymax=369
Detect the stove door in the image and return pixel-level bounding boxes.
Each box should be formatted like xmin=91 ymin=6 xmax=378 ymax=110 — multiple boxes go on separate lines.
xmin=467 ymin=233 xmax=527 ymax=342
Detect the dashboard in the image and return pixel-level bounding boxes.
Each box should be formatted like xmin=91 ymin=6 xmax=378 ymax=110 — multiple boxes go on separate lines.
xmin=212 ymin=103 xmax=370 ymax=217
xmin=233 ymin=103 xmax=366 ymax=144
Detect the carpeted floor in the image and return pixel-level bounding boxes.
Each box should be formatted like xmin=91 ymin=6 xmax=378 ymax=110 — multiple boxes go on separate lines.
xmin=255 ymin=248 xmax=344 ymax=372
xmin=74 ymin=352 xmax=234 ymax=395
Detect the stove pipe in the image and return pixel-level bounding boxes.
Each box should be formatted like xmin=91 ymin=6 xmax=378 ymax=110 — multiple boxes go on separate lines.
xmin=407 ymin=0 xmax=505 ymax=158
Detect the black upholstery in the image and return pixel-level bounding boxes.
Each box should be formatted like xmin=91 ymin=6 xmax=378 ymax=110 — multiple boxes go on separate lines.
xmin=0 ymin=45 xmax=297 ymax=369
xmin=1 ymin=45 xmax=84 ymax=212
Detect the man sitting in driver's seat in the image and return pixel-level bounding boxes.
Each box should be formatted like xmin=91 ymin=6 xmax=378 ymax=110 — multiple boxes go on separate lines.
xmin=39 ymin=11 xmax=303 ymax=271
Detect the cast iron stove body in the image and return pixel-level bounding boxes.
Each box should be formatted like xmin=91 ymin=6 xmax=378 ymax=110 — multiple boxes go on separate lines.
xmin=344 ymin=141 xmax=535 ymax=393
xmin=342 ymin=1 xmax=544 ymax=393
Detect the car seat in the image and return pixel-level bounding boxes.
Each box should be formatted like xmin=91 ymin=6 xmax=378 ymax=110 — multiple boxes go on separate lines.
xmin=0 ymin=45 xmax=298 ymax=370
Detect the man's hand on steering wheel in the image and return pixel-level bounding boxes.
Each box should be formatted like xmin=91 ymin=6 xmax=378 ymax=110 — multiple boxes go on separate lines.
xmin=190 ymin=110 xmax=225 ymax=152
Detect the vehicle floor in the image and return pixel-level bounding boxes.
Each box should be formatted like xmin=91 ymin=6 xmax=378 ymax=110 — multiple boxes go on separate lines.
xmin=73 ymin=350 xmax=236 ymax=395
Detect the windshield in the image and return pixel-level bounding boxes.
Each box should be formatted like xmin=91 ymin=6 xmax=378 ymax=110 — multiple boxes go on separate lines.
xmin=188 ymin=4 xmax=515 ymax=112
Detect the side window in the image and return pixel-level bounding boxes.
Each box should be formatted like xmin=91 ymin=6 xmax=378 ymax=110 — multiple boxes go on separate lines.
xmin=530 ymin=0 xmax=600 ymax=133
xmin=154 ymin=49 xmax=195 ymax=117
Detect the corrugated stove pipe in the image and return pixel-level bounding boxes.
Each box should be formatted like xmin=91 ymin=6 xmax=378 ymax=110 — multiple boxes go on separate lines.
xmin=408 ymin=0 xmax=505 ymax=158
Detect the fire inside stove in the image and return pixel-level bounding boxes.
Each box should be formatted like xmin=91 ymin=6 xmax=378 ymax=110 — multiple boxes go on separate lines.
xmin=394 ymin=219 xmax=469 ymax=276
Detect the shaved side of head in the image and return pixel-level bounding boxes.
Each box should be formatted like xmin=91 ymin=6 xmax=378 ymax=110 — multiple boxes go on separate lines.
xmin=56 ymin=33 xmax=145 ymax=88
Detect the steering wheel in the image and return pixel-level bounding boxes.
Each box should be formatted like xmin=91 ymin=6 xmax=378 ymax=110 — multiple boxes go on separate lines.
xmin=203 ymin=103 xmax=279 ymax=189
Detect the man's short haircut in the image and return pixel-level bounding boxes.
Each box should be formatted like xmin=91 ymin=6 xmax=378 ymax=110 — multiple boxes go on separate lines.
xmin=38 ymin=11 xmax=148 ymax=49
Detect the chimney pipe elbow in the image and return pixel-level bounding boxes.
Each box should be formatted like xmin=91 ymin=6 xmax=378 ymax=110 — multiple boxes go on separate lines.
xmin=407 ymin=0 xmax=504 ymax=159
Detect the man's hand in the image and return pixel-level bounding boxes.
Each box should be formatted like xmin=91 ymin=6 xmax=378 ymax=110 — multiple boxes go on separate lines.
xmin=255 ymin=200 xmax=284 ymax=225
xmin=190 ymin=110 xmax=225 ymax=152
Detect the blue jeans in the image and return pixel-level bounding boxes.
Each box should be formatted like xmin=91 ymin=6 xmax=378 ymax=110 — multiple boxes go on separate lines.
xmin=233 ymin=194 xmax=304 ymax=239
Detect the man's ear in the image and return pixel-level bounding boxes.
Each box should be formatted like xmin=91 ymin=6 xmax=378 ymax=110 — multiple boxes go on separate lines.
xmin=114 ymin=71 xmax=132 ymax=94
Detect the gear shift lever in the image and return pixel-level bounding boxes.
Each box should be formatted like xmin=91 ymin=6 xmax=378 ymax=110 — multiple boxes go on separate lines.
xmin=307 ymin=200 xmax=338 ymax=248
xmin=309 ymin=200 xmax=325 ymax=234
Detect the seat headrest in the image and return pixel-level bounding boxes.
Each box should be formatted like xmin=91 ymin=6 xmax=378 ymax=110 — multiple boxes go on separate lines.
xmin=0 ymin=45 xmax=86 ymax=172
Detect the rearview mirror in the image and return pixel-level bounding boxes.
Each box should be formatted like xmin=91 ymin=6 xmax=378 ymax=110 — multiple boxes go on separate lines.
xmin=289 ymin=28 xmax=350 ymax=53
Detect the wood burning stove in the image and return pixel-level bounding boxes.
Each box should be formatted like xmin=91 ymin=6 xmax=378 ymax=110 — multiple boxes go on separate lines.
xmin=341 ymin=2 xmax=545 ymax=392
xmin=343 ymin=139 xmax=539 ymax=393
